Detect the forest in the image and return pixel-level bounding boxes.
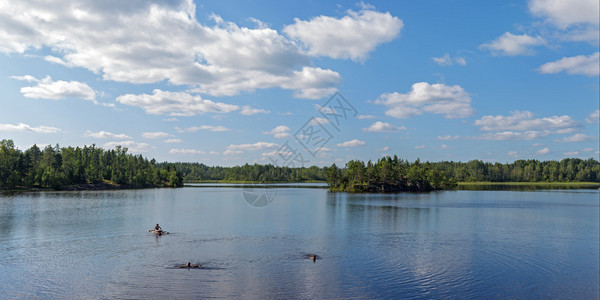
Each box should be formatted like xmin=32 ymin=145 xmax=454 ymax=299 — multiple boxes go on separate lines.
xmin=167 ymin=156 xmax=600 ymax=185
xmin=326 ymin=157 xmax=456 ymax=192
xmin=2 ymin=139 xmax=598 ymax=191
xmin=0 ymin=139 xmax=183 ymax=190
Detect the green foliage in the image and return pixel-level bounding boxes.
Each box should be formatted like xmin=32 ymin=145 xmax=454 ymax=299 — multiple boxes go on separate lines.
xmin=0 ymin=139 xmax=183 ymax=190
xmin=164 ymin=162 xmax=327 ymax=183
xmin=328 ymin=157 xmax=456 ymax=193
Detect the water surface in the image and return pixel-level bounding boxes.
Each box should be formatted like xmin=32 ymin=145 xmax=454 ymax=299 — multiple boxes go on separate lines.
xmin=0 ymin=187 xmax=598 ymax=299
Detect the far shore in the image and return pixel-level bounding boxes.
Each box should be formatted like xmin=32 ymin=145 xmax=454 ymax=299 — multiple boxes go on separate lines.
xmin=3 ymin=181 xmax=598 ymax=193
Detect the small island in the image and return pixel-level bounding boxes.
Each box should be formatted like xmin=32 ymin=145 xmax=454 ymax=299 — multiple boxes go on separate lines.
xmin=326 ymin=156 xmax=456 ymax=192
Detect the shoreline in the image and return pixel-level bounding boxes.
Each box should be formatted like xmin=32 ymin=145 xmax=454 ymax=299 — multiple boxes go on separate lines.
xmin=2 ymin=181 xmax=598 ymax=193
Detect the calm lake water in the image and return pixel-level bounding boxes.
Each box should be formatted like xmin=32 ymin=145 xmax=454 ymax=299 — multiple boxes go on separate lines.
xmin=0 ymin=186 xmax=598 ymax=299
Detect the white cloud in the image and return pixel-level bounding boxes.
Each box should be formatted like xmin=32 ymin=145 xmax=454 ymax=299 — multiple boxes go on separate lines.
xmin=84 ymin=130 xmax=131 ymax=139
xmin=0 ymin=122 xmax=60 ymax=134
xmin=475 ymin=131 xmax=550 ymax=140
xmin=586 ymin=110 xmax=599 ymax=124
xmin=375 ymin=82 xmax=474 ymax=119
xmin=223 ymin=149 xmax=243 ymax=156
xmin=558 ymin=133 xmax=597 ymax=142
xmin=263 ymin=125 xmax=291 ymax=138
xmin=308 ymin=117 xmax=331 ymax=126
xmin=162 ymin=118 xmax=179 ymax=122
xmin=508 ymin=151 xmax=519 ymax=157
xmin=431 ymin=53 xmax=467 ymax=66
xmin=241 ymin=105 xmax=270 ymax=116
xmin=529 ymin=0 xmax=599 ymax=28
xmin=480 ymin=32 xmax=546 ymax=56
xmin=363 ymin=121 xmax=405 ymax=132
xmin=529 ymin=0 xmax=599 ymax=43
xmin=117 ymin=89 xmax=239 ymax=116
xmin=103 ymin=141 xmax=153 ymax=153
xmin=164 ymin=139 xmax=182 ymax=143
xmin=414 ymin=145 xmax=426 ymax=149
xmin=0 ymin=1 xmax=342 ymax=99
xmin=582 ymin=147 xmax=594 ymax=152
xmin=169 ymin=148 xmax=206 ymax=155
xmin=141 ymin=131 xmax=171 ymax=139
xmin=283 ymin=7 xmax=403 ymax=61
xmin=261 ymin=150 xmax=294 ymax=158
xmin=357 ymin=114 xmax=376 ymax=119
xmin=538 ymin=52 xmax=599 ymax=76
xmin=381 ymin=146 xmax=390 ymax=151
xmin=439 ymin=144 xmax=449 ymax=149
xmin=176 ymin=125 xmax=230 ymax=132
xmin=224 ymin=141 xmax=278 ymax=155
xmin=536 ymin=147 xmax=550 ymax=155
xmin=474 ymin=111 xmax=579 ymax=131
xmin=13 ymin=75 xmax=96 ymax=102
xmin=437 ymin=135 xmax=459 ymax=140
xmin=336 ymin=139 xmax=366 ymax=147
xmin=564 ymin=151 xmax=580 ymax=156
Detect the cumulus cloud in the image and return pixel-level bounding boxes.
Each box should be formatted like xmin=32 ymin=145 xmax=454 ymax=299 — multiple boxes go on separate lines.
xmin=336 ymin=139 xmax=366 ymax=147
xmin=414 ymin=145 xmax=426 ymax=149
xmin=375 ymin=82 xmax=474 ymax=119
xmin=283 ymin=7 xmax=403 ymax=61
xmin=538 ymin=52 xmax=599 ymax=76
xmin=164 ymin=139 xmax=182 ymax=143
xmin=241 ymin=106 xmax=270 ymax=116
xmin=103 ymin=141 xmax=153 ymax=153
xmin=84 ymin=130 xmax=131 ymax=139
xmin=536 ymin=147 xmax=550 ymax=155
xmin=437 ymin=135 xmax=459 ymax=140
xmin=472 ymin=111 xmax=582 ymax=141
xmin=431 ymin=53 xmax=467 ymax=66
xmin=224 ymin=141 xmax=278 ymax=155
xmin=13 ymin=75 xmax=96 ymax=102
xmin=475 ymin=131 xmax=550 ymax=140
xmin=116 ymin=89 xmax=239 ymax=116
xmin=529 ymin=0 xmax=599 ymax=28
xmin=0 ymin=0 xmax=343 ymax=99
xmin=474 ymin=110 xmax=579 ymax=131
xmin=169 ymin=148 xmax=206 ymax=155
xmin=357 ymin=114 xmax=376 ymax=119
xmin=0 ymin=122 xmax=60 ymax=133
xmin=558 ymin=133 xmax=597 ymax=142
xmin=586 ymin=110 xmax=599 ymax=124
xmin=563 ymin=151 xmax=579 ymax=156
xmin=175 ymin=125 xmax=230 ymax=132
xmin=308 ymin=117 xmax=331 ymax=126
xmin=480 ymin=32 xmax=546 ymax=56
xmin=263 ymin=125 xmax=291 ymax=138
xmin=141 ymin=131 xmax=171 ymax=139
xmin=363 ymin=121 xmax=405 ymax=132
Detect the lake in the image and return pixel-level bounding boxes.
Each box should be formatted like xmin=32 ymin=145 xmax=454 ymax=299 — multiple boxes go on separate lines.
xmin=0 ymin=185 xmax=598 ymax=299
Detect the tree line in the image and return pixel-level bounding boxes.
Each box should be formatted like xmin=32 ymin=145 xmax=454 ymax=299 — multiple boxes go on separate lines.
xmin=326 ymin=157 xmax=457 ymax=192
xmin=0 ymin=139 xmax=183 ymax=190
xmin=165 ymin=162 xmax=327 ymax=182
xmin=166 ymin=156 xmax=599 ymax=185
xmin=2 ymin=139 xmax=598 ymax=191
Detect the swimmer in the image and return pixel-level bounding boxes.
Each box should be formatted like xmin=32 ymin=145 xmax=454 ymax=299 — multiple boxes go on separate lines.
xmin=178 ymin=262 xmax=200 ymax=268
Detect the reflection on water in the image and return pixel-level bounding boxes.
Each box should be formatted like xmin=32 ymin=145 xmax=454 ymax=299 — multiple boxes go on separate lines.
xmin=0 ymin=188 xmax=598 ymax=299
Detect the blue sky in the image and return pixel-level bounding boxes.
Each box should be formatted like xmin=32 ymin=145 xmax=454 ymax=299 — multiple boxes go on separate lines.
xmin=0 ymin=0 xmax=598 ymax=167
